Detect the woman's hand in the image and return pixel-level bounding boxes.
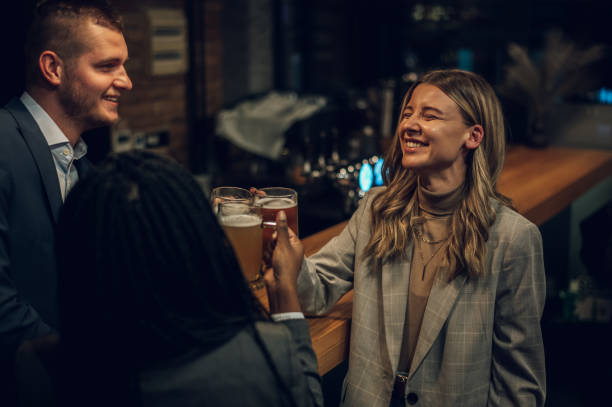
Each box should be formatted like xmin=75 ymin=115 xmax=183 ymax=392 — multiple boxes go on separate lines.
xmin=249 ymin=187 xmax=266 ymax=197
xmin=263 ymin=210 xmax=305 ymax=314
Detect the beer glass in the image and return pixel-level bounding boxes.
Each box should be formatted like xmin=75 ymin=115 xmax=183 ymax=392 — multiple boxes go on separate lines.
xmin=210 ymin=186 xmax=252 ymax=214
xmin=217 ymin=202 xmax=263 ymax=289
xmin=254 ymin=187 xmax=298 ymax=259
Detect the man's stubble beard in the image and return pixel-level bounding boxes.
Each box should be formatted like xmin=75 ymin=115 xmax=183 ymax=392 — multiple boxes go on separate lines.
xmin=58 ymin=67 xmax=114 ymax=131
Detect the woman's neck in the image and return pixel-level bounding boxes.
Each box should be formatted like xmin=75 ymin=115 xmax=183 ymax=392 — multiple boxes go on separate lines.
xmin=417 ymin=177 xmax=464 ymax=215
xmin=418 ymin=170 xmax=465 ymax=195
xmin=415 ymin=154 xmax=467 ymax=194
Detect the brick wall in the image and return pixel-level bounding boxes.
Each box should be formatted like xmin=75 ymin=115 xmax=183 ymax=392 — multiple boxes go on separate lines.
xmin=111 ymin=0 xmax=248 ymax=170
xmin=115 ymin=0 xmax=190 ymax=165
xmin=203 ymin=0 xmax=223 ymax=116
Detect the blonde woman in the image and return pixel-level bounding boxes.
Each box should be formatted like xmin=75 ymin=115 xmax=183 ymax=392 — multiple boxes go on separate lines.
xmin=273 ymin=69 xmax=546 ymax=406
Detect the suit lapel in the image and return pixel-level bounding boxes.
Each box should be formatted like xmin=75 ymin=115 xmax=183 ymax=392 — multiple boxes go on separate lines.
xmin=408 ymin=268 xmax=466 ymax=378
xmin=6 ymin=98 xmax=63 ymax=222
xmin=381 ymin=243 xmax=414 ymax=372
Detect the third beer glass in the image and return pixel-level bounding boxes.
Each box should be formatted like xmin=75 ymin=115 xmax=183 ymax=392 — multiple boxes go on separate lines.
xmin=254 ymin=187 xmax=298 ymax=259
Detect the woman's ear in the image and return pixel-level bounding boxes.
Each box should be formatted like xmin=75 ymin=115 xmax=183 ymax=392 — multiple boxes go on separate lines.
xmin=464 ymin=124 xmax=484 ymax=150
xmin=39 ymin=51 xmax=63 ymax=87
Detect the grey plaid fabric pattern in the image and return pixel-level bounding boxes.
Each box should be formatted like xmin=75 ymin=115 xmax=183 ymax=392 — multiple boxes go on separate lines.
xmin=297 ymin=187 xmax=546 ymax=407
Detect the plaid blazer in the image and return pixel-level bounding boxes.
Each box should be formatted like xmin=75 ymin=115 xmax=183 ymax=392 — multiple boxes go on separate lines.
xmin=297 ymin=187 xmax=546 ymax=407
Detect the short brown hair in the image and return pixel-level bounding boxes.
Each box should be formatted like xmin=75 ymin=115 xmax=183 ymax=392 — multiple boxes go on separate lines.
xmin=24 ymin=0 xmax=123 ymax=86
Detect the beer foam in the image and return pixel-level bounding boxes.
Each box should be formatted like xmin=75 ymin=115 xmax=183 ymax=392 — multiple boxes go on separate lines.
xmin=257 ymin=197 xmax=295 ymax=209
xmin=220 ymin=214 xmax=261 ymax=228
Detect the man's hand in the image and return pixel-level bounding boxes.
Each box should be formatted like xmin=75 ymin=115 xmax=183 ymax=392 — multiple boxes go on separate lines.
xmin=263 ymin=210 xmax=304 ymax=314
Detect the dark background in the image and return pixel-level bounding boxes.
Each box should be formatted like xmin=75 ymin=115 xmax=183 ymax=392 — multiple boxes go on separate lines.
xmin=3 ymin=0 xmax=611 ymax=105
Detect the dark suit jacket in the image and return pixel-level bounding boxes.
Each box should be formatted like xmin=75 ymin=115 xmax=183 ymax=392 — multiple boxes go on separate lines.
xmin=14 ymin=319 xmax=323 ymax=407
xmin=141 ymin=320 xmax=324 ymax=407
xmin=0 ymin=97 xmax=91 ymax=359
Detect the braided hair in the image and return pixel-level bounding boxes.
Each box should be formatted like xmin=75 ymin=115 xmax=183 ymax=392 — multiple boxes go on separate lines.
xmin=56 ymin=151 xmax=297 ymax=406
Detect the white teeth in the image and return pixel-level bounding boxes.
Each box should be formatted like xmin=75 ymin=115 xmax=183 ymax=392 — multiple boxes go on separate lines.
xmin=405 ymin=141 xmax=425 ymax=148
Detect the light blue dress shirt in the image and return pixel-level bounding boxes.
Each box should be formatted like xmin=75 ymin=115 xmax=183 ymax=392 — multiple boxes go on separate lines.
xmin=20 ymin=92 xmax=88 ymax=201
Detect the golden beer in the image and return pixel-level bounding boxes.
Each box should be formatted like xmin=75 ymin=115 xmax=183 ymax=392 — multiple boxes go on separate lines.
xmin=218 ymin=204 xmax=263 ymax=288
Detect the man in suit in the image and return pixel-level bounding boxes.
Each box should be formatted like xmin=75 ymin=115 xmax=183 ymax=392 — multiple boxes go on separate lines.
xmin=0 ymin=0 xmax=132 ymax=397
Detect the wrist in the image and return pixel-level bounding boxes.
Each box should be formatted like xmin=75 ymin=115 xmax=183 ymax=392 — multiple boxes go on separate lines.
xmin=268 ymin=285 xmax=301 ymax=314
xmin=274 ymin=296 xmax=302 ymax=313
xmin=275 ymin=278 xmax=298 ymax=293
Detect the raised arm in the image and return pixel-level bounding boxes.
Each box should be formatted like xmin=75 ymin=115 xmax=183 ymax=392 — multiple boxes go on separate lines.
xmin=296 ymin=189 xmax=377 ymax=314
xmin=264 ymin=210 xmax=304 ymax=315
xmin=265 ymin=211 xmax=323 ymax=407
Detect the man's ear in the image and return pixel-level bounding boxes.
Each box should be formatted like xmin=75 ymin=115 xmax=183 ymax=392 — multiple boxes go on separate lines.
xmin=464 ymin=124 xmax=484 ymax=150
xmin=39 ymin=51 xmax=63 ymax=87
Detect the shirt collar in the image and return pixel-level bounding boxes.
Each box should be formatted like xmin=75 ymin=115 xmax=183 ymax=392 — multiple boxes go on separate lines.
xmin=73 ymin=138 xmax=88 ymax=160
xmin=20 ymin=91 xmax=70 ymax=147
xmin=20 ymin=91 xmax=88 ymax=160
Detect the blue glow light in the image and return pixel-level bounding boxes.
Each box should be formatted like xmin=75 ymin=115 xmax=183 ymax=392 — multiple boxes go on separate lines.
xmin=359 ymin=162 xmax=373 ymax=192
xmin=374 ymin=158 xmax=384 ymax=186
xmin=598 ymin=88 xmax=612 ymax=104
xmin=457 ymin=48 xmax=473 ymax=72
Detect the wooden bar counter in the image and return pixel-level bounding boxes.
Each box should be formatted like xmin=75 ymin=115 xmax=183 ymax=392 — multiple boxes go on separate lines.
xmin=267 ymin=146 xmax=612 ymax=375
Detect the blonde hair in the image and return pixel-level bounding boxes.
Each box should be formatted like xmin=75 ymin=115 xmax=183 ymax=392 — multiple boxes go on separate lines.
xmin=364 ymin=69 xmax=512 ymax=279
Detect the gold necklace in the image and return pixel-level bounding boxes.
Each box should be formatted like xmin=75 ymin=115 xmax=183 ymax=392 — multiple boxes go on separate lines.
xmin=412 ymin=194 xmax=450 ymax=278
xmin=415 ymin=237 xmax=448 ymax=280
xmin=412 ymin=219 xmax=449 ymax=279
xmin=412 ymin=225 xmax=448 ymax=244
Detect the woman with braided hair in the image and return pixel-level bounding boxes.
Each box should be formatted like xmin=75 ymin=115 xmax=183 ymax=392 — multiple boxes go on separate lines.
xmin=52 ymin=150 xmax=323 ymax=407
xmin=272 ymin=69 xmax=546 ymax=406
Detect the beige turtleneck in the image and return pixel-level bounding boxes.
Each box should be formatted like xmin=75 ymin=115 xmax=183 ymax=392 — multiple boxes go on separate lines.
xmin=397 ymin=180 xmax=463 ymax=373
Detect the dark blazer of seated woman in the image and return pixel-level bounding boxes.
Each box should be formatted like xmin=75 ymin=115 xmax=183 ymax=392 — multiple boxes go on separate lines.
xmin=47 ymin=150 xmax=323 ymax=407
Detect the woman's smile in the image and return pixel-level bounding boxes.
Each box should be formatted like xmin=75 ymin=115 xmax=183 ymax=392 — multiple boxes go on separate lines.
xmin=402 ymin=138 xmax=429 ymax=151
